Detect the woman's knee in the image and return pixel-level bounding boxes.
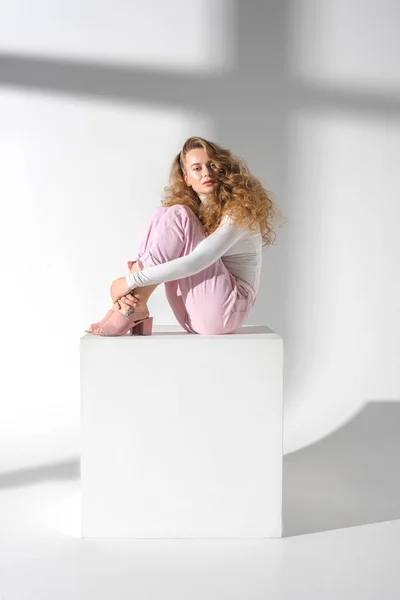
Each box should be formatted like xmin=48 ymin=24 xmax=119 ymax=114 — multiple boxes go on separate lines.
xmin=166 ymin=204 xmax=196 ymax=218
xmin=154 ymin=206 xmax=169 ymax=216
xmin=152 ymin=204 xmax=193 ymax=226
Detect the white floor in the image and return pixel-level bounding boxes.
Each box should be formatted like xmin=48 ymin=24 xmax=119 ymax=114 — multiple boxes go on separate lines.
xmin=1 ymin=449 xmax=400 ymax=599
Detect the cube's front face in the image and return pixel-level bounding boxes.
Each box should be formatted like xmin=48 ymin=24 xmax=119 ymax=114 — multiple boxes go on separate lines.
xmin=81 ymin=327 xmax=283 ymax=538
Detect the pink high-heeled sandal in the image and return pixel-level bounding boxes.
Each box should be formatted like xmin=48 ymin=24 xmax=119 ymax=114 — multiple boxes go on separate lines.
xmin=130 ymin=316 xmax=153 ymax=335
xmin=94 ymin=308 xmax=153 ymax=337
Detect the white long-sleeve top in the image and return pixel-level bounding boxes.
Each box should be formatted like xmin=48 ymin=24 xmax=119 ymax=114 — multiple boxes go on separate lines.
xmin=126 ymin=199 xmax=262 ymax=294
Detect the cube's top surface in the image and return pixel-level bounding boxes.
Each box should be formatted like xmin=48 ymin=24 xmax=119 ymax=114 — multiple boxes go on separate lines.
xmin=81 ymin=325 xmax=281 ymax=341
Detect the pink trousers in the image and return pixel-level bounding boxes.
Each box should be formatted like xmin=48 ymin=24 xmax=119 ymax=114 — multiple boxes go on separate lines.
xmin=127 ymin=204 xmax=256 ymax=335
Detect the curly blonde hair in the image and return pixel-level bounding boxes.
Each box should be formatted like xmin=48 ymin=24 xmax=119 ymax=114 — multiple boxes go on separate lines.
xmin=161 ymin=136 xmax=286 ymax=247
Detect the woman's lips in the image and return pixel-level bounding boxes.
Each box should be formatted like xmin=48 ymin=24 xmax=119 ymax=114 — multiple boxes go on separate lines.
xmin=204 ymin=181 xmax=214 ymax=186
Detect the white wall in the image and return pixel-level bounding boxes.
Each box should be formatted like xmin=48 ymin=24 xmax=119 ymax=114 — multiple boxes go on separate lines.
xmin=0 ymin=0 xmax=398 ymax=468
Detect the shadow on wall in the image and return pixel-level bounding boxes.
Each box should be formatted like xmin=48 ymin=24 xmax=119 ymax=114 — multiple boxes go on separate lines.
xmin=0 ymin=458 xmax=79 ymax=489
xmin=0 ymin=0 xmax=289 ymax=331
xmin=1 ymin=3 xmax=399 ymax=537
xmin=283 ymin=401 xmax=400 ymax=537
xmin=1 ymin=401 xmax=399 ymax=538
xmin=1 ymin=1 xmax=396 ymax=339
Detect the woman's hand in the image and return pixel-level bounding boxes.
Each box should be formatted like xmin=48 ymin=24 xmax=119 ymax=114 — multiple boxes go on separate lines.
xmin=118 ymin=294 xmax=139 ymax=311
xmin=110 ymin=276 xmax=132 ymax=304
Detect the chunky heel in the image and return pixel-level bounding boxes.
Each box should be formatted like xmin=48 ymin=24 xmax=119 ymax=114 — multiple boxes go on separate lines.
xmin=130 ymin=316 xmax=153 ymax=336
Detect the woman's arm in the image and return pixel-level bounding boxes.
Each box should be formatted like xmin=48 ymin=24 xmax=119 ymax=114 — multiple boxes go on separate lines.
xmin=125 ymin=214 xmax=247 ymax=290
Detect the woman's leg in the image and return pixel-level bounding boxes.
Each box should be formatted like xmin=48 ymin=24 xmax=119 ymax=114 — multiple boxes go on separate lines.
xmin=86 ymin=264 xmax=154 ymax=334
xmin=127 ymin=262 xmax=158 ymax=306
xmin=127 ymin=204 xmax=256 ymax=334
xmin=127 ymin=207 xmax=191 ymax=331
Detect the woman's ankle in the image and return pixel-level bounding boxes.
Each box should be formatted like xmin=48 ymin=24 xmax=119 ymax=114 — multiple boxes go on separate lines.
xmin=129 ymin=261 xmax=159 ymax=304
xmin=134 ymin=299 xmax=149 ymax=314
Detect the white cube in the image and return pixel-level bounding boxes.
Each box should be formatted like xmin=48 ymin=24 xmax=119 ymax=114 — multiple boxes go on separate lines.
xmin=80 ymin=325 xmax=283 ymax=538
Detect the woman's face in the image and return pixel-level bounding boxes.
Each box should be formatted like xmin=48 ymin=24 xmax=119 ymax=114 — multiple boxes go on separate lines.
xmin=183 ymin=148 xmax=220 ymax=196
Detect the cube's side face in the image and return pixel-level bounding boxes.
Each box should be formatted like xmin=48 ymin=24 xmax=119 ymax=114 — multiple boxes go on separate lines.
xmin=80 ymin=334 xmax=283 ymax=538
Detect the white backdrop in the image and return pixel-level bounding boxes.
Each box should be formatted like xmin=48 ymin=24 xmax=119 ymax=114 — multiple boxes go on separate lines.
xmin=0 ymin=0 xmax=398 ymax=470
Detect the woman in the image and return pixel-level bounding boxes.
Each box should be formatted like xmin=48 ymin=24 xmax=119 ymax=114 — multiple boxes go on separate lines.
xmin=85 ymin=136 xmax=285 ymax=336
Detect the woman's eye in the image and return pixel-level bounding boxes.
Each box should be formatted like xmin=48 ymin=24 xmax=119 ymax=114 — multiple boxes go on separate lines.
xmin=193 ymin=164 xmax=216 ymax=171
